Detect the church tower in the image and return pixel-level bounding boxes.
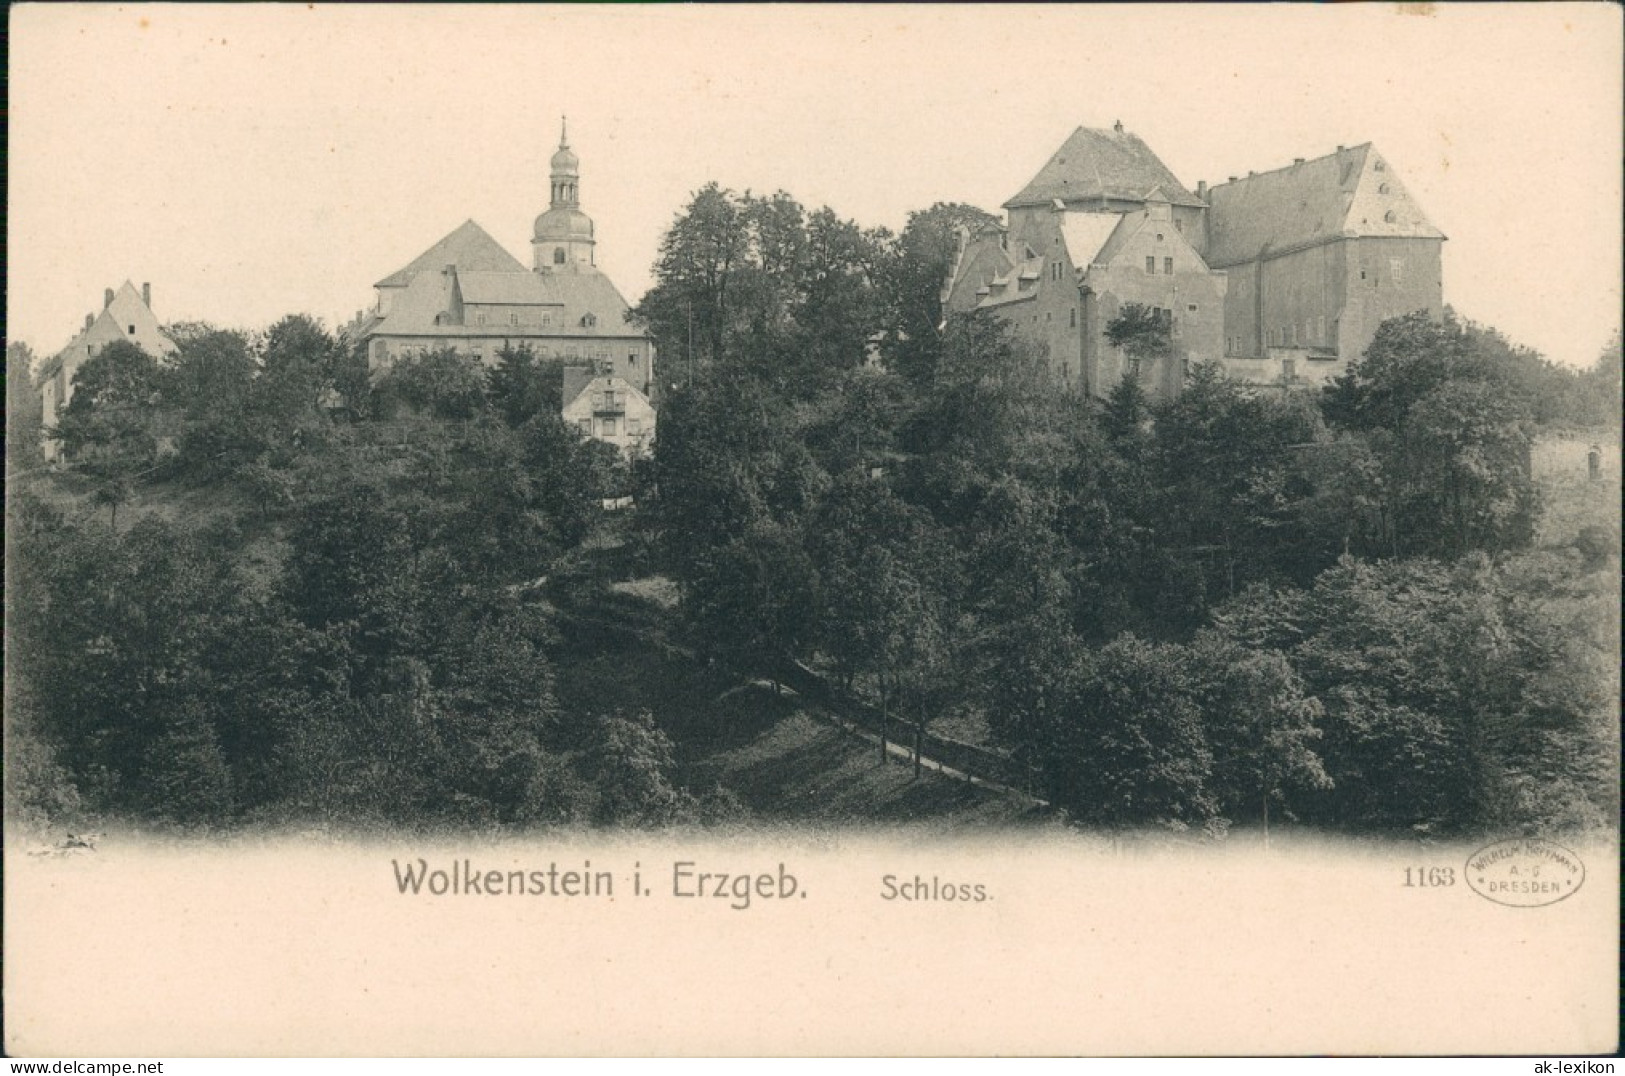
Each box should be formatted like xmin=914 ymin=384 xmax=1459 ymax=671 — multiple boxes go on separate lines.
xmin=533 ymin=118 xmax=597 ymax=272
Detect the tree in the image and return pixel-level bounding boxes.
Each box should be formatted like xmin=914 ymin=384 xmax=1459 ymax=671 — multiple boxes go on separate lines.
xmin=1105 ymin=302 xmax=1175 ymax=382
xmin=7 ymin=342 xmax=44 ymax=470
xmin=486 ymin=343 xmax=564 ymax=427
xmin=1186 ymin=633 xmax=1330 ymax=839
xmin=1028 ymin=635 xmax=1217 ymax=831
xmin=633 ymin=183 xmax=749 ymax=375
xmin=801 ymin=364 xmax=908 ymax=475
xmin=521 ymin=413 xmax=609 ymax=551
xmin=162 ymin=325 xmax=258 ymax=418
xmin=1102 ymin=372 xmax=1151 ymax=447
xmin=15 ymin=511 xmax=256 ymax=818
xmin=51 ymin=340 xmax=164 ymax=461
xmin=283 ymin=482 xmax=425 ymax=681
xmin=248 ymin=314 xmax=344 ymax=455
xmin=880 ymin=202 xmax=1002 ymax=388
xmin=421 ymin=602 xmax=571 ymax=824
xmin=1210 ymin=551 xmax=1616 ymax=836
xmin=1320 ymin=313 xmax=1542 ymax=559
xmin=788 ymin=205 xmax=893 ymax=383
xmin=898 ymin=312 xmax=1058 ymax=475
xmin=685 ymin=518 xmax=819 ymax=678
xmin=1150 ymin=363 xmax=1335 ymax=597
xmin=142 ymin=701 xmax=235 ymax=823
xmin=808 ymin=473 xmax=958 ymax=760
xmin=584 ymin=710 xmax=695 ymax=826
xmin=634 ymin=184 xmax=894 ymax=395
xmin=161 ymin=326 xmax=263 ymax=479
xmin=1393 ymin=378 xmax=1538 ymax=556
xmin=1584 ymin=331 xmax=1622 ymax=428
xmin=1323 ymin=311 xmax=1470 ymax=432
xmin=374 ymin=347 xmax=489 ymax=422
xmin=50 ymin=340 xmax=170 ymax=518
xmin=652 ymin=371 xmax=825 ymax=578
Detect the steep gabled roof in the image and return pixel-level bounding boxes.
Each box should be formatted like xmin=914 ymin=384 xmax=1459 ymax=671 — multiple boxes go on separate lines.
xmin=1204 ymin=144 xmax=1445 ymax=268
xmin=375 ymin=219 xmax=527 ymax=288
xmin=48 ymin=281 xmax=176 ymax=374
xmin=1005 ymin=126 xmax=1203 ymax=209
xmin=562 ymin=372 xmax=653 ymax=413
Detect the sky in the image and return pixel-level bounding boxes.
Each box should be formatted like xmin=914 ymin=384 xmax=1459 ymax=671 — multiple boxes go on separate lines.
xmin=9 ymin=3 xmax=1622 ymax=369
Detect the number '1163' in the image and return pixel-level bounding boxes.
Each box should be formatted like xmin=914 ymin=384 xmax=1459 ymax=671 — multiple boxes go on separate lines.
xmin=1404 ymin=867 xmax=1455 ymax=887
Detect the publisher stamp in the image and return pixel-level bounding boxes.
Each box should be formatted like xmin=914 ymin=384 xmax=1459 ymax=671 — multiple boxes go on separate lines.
xmin=1464 ymin=838 xmax=1586 ymax=908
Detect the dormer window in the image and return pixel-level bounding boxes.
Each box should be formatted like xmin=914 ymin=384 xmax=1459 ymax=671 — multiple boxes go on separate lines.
xmin=581 ymin=313 xmax=597 ymax=328
xmin=128 ymin=325 xmax=135 ymax=334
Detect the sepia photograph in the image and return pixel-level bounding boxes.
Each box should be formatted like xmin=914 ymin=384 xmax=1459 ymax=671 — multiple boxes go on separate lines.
xmin=5 ymin=2 xmax=1620 ymax=1059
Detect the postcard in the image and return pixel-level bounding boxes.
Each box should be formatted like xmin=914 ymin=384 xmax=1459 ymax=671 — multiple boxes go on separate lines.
xmin=6 ymin=3 xmax=1619 ymax=1058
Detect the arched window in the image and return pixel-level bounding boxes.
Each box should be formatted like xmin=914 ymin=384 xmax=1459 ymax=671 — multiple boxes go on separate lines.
xmin=554 ymin=247 xmax=566 ymax=265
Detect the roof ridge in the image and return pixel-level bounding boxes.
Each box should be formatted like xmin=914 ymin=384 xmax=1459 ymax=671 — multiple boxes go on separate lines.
xmin=1211 ymin=143 xmax=1372 ymax=189
xmin=1005 ymin=125 xmax=1202 ymax=209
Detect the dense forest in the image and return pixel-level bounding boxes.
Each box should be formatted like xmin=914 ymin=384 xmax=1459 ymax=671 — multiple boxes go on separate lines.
xmin=6 ymin=186 xmax=1620 ymax=840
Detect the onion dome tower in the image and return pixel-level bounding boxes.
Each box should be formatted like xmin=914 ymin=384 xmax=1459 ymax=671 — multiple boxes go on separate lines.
xmin=533 ymin=117 xmax=597 ymax=272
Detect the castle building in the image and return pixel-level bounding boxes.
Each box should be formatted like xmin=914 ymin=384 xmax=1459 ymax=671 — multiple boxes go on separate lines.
xmin=942 ymin=124 xmax=1228 ymax=400
xmin=943 ymin=126 xmax=1445 ymax=398
xmin=1204 ymin=144 xmax=1445 ymax=387
xmin=39 ymin=281 xmax=176 ymax=461
xmin=358 ymin=122 xmax=656 ymax=409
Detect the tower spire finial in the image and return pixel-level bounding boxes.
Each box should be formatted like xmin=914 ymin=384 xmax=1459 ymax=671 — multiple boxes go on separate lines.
xmin=560 ymin=115 xmax=569 ymax=149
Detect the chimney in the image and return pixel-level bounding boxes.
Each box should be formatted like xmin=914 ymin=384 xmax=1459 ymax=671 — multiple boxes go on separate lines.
xmin=84 ymin=313 xmax=94 ymax=331
xmin=1196 ymin=180 xmax=1208 ymax=200
xmin=142 ymin=282 xmax=151 ymax=309
xmin=1228 ymin=176 xmax=1238 ymax=183
xmin=1336 ymin=144 xmax=1345 ymax=152
xmin=1113 ymin=119 xmax=1124 ymax=134
xmin=104 ymin=287 xmax=115 ymax=309
xmin=1293 ymin=158 xmax=1305 ymax=166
